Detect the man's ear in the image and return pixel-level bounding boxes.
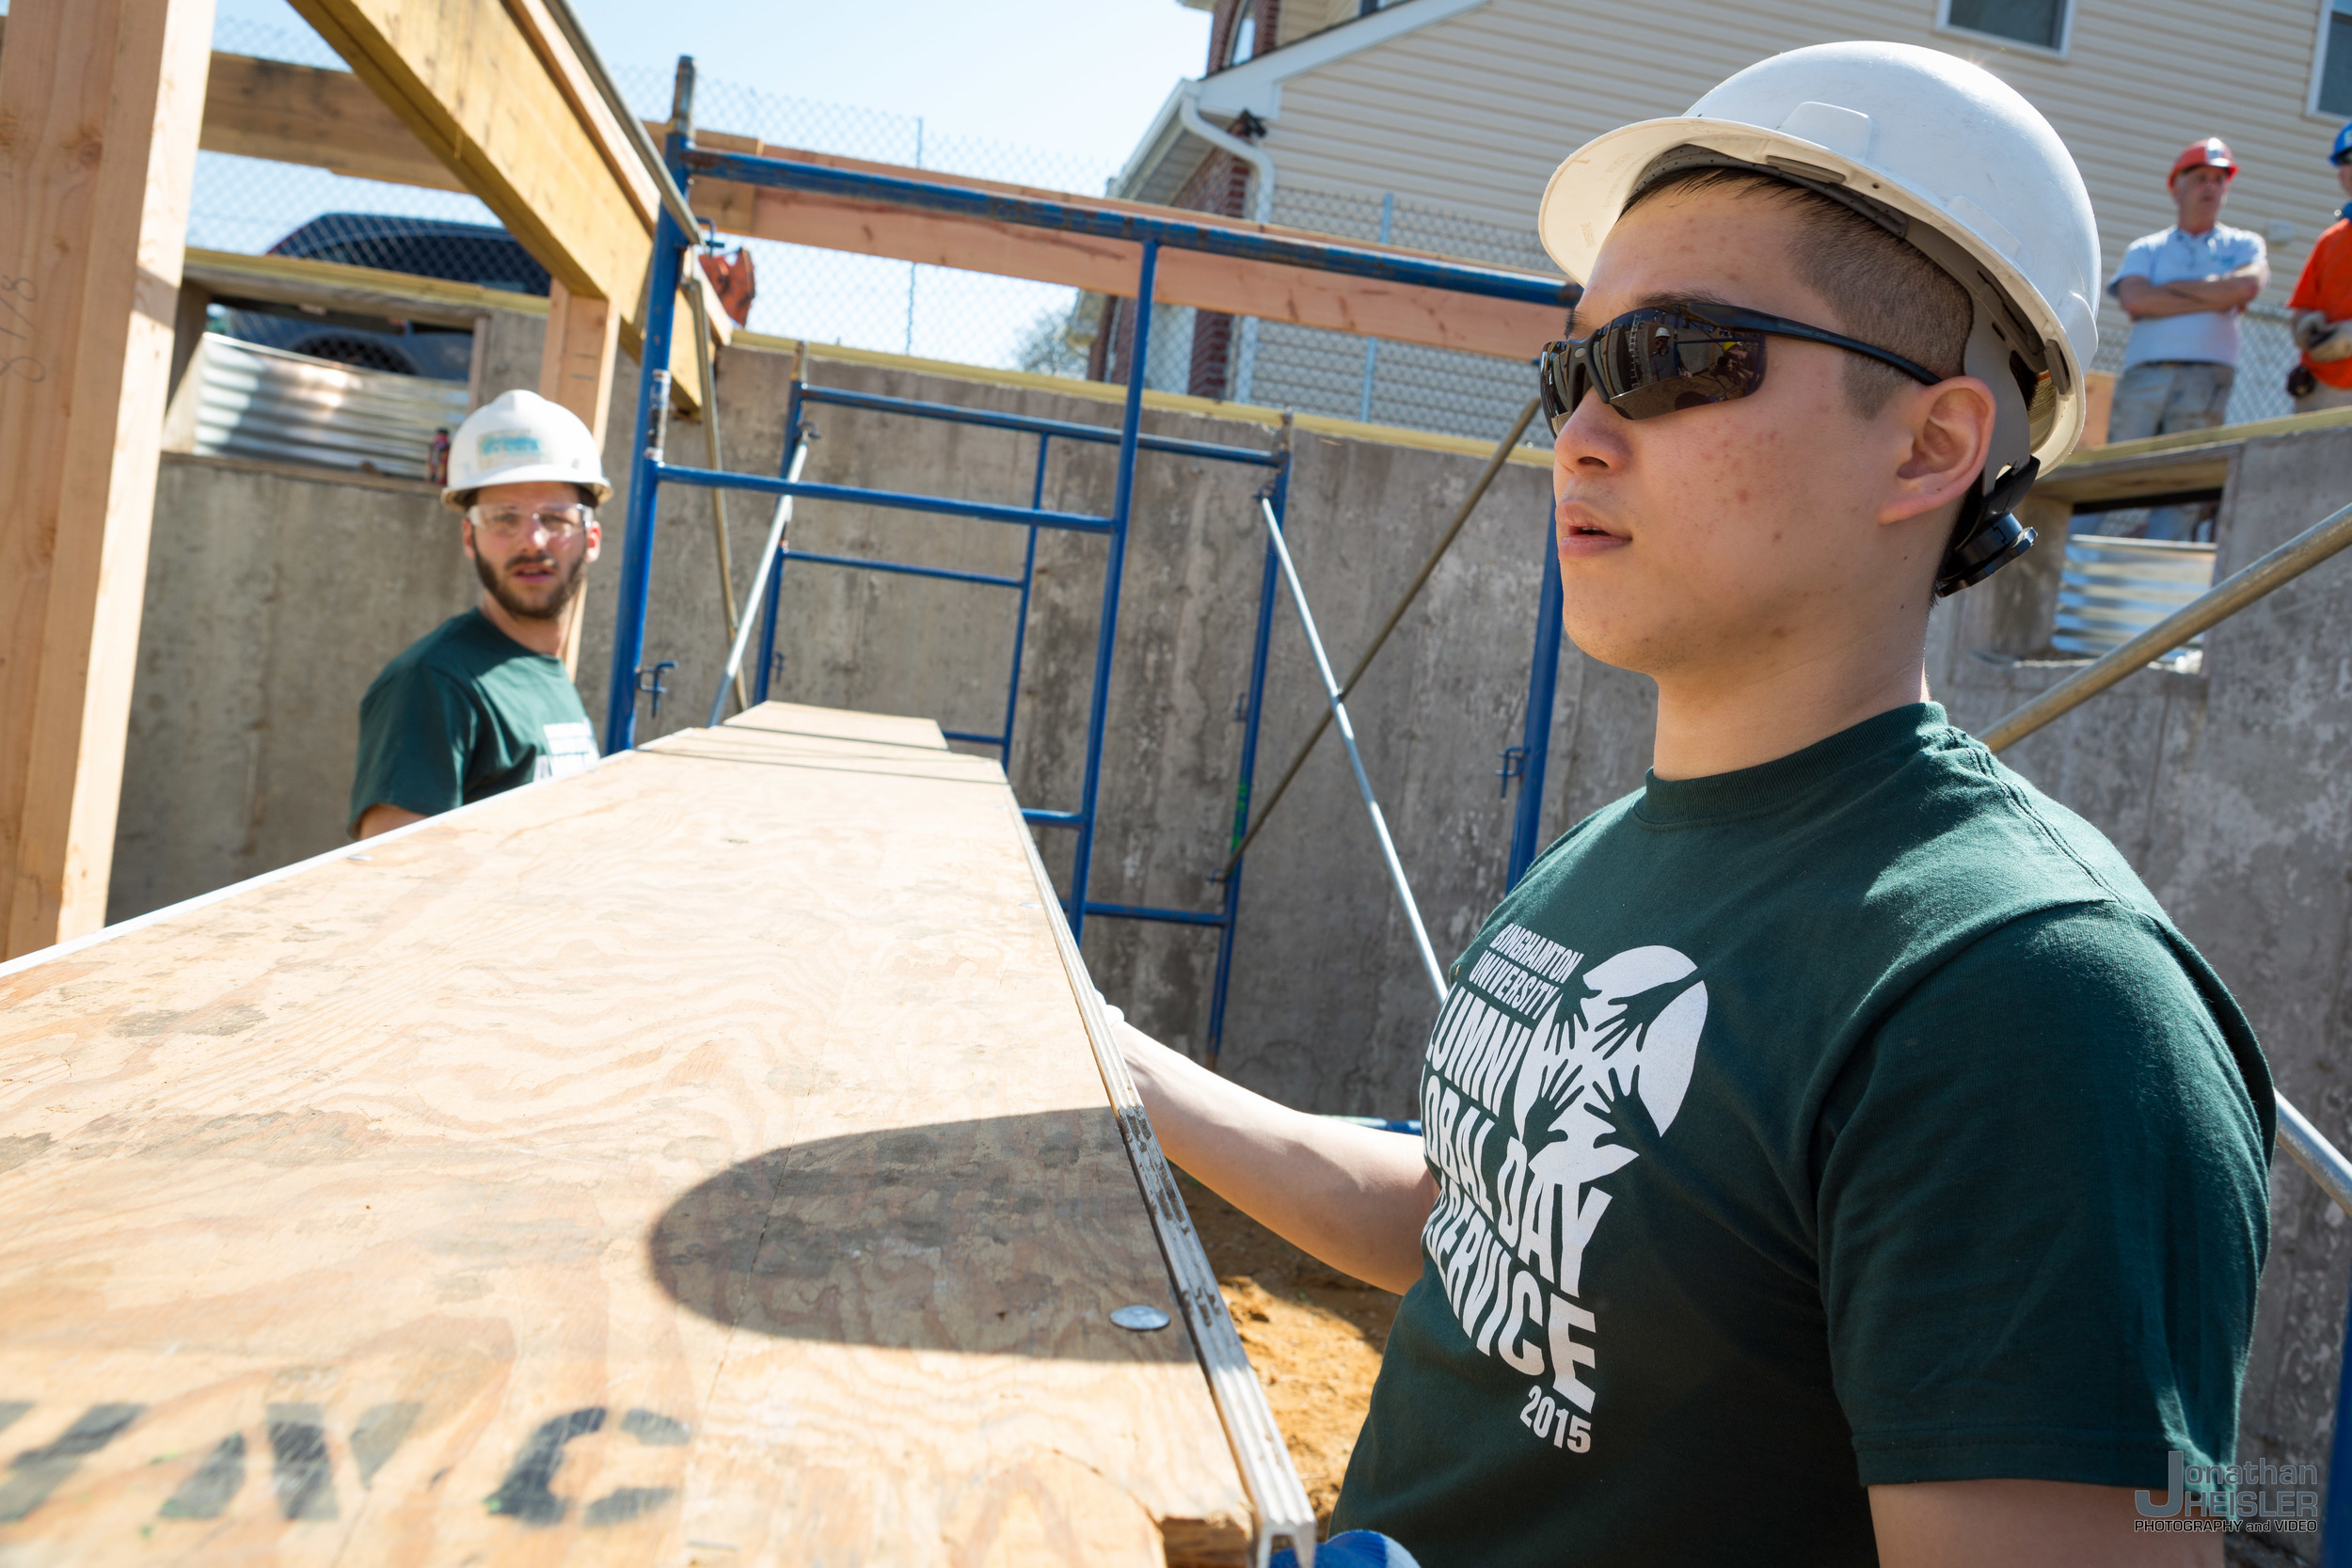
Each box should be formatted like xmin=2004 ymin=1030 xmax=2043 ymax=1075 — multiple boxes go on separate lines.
xmin=1880 ymin=375 xmax=1997 ymax=528
xmin=460 ymin=515 xmax=480 ymax=562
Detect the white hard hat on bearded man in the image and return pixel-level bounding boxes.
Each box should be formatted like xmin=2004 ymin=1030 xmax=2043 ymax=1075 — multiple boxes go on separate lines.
xmin=443 ymin=388 xmax=612 ymax=508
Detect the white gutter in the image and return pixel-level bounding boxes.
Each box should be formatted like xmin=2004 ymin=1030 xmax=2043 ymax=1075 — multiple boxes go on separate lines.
xmin=1116 ymin=0 xmax=1493 ymax=204
xmin=1195 ymin=0 xmax=1494 ymax=121
xmin=1175 ymin=82 xmax=1277 ymax=225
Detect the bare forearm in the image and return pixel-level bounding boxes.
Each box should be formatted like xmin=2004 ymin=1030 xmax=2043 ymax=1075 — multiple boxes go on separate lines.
xmin=1872 ymin=1480 xmax=2217 ymax=1567
xmin=356 ymin=802 xmax=425 ymax=838
xmin=2166 ymin=276 xmax=2260 ymax=309
xmin=1118 ymin=1022 xmax=1436 ymax=1293
xmin=2117 ymin=276 xmax=2262 ymax=318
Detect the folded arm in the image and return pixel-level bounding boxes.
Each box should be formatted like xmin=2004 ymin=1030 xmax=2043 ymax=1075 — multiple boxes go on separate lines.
xmin=1118 ymin=1022 xmax=1435 ymax=1293
xmin=2116 ymin=261 xmax=2266 ymax=319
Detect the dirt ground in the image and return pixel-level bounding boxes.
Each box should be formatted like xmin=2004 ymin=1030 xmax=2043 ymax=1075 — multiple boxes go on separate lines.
xmin=1180 ymin=1174 xmax=1402 ymax=1530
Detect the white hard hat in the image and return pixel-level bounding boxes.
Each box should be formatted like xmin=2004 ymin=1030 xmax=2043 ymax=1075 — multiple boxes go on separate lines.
xmin=1537 ymin=42 xmax=2103 ymax=590
xmin=443 ymin=388 xmax=611 ymax=508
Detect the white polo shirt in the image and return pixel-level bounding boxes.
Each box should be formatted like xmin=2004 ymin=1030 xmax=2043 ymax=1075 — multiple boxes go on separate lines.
xmin=2109 ymin=223 xmax=2266 ymax=369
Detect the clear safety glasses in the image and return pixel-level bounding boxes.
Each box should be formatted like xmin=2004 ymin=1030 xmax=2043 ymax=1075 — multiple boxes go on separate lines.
xmin=472 ymin=503 xmax=591 ymax=541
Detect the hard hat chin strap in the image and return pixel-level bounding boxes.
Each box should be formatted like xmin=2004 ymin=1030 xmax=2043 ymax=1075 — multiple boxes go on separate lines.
xmin=1934 ymin=277 xmax=2047 ymax=598
xmin=1935 ymin=456 xmax=2040 ymax=598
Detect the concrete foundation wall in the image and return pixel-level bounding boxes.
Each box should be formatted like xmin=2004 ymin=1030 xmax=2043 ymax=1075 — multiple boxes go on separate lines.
xmin=109 ymin=455 xmax=472 ymax=921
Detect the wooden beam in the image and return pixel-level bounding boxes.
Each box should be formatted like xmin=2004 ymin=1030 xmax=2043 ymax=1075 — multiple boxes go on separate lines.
xmin=540 ymin=281 xmax=620 ymax=444
xmin=0 ymin=0 xmax=217 ymax=958
xmin=281 ymin=0 xmax=647 ymax=318
xmin=0 ymin=704 xmax=1260 ymax=1561
xmin=0 ymin=20 xmax=454 ymax=189
xmin=203 ymin=44 xmax=464 ymax=191
xmin=499 ymin=0 xmax=660 ymax=228
xmin=539 ymin=279 xmax=619 ymax=676
xmin=694 ymin=146 xmax=1566 ymax=361
xmin=183 ymin=246 xmax=550 ymax=327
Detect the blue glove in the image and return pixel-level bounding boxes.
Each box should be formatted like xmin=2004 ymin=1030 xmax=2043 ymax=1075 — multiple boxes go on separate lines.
xmin=1270 ymin=1529 xmax=1422 ymax=1568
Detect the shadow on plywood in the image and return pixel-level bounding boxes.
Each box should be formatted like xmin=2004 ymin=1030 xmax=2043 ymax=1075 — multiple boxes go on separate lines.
xmin=648 ymin=1108 xmax=1196 ymax=1361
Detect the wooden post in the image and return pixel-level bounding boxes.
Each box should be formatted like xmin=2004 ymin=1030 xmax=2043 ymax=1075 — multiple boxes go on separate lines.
xmin=0 ymin=0 xmax=216 ymax=958
xmin=537 ymin=279 xmax=618 ymax=677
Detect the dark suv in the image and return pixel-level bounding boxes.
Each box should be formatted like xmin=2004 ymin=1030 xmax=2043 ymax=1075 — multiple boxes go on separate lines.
xmin=215 ymin=214 xmax=550 ymax=382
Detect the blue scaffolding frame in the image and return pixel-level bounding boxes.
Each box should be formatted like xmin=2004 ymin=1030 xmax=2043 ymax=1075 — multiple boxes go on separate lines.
xmin=605 ymin=62 xmax=1578 ymax=1058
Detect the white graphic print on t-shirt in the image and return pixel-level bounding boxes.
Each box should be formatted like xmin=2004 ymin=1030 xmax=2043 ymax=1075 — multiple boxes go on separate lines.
xmin=1419 ymin=924 xmax=1707 ymax=1456
xmin=532 ymin=720 xmax=597 ymax=783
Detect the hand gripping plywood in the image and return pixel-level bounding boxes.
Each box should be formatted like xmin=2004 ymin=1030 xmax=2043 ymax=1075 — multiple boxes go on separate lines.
xmin=0 ymin=704 xmax=1313 ymax=1567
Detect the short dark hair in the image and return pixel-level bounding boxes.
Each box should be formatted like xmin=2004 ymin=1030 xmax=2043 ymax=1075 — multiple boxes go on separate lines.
xmin=1619 ymin=166 xmax=1971 ymax=415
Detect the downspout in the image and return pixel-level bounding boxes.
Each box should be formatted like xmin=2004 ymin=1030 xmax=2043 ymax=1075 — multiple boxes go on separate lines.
xmin=1177 ymin=83 xmax=1277 ymax=225
xmin=1177 ymin=83 xmax=1277 ymax=400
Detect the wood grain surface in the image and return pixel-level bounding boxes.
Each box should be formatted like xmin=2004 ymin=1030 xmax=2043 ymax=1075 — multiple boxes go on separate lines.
xmin=0 ymin=705 xmax=1255 ymax=1565
xmin=0 ymin=0 xmax=215 ymax=955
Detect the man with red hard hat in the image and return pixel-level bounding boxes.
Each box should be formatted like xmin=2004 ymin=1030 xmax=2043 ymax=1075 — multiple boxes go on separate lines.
xmin=2106 ymin=138 xmax=2266 ymax=536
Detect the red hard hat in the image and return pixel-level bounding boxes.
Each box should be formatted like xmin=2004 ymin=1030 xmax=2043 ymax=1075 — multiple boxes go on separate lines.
xmin=2169 ymin=137 xmax=2238 ymax=183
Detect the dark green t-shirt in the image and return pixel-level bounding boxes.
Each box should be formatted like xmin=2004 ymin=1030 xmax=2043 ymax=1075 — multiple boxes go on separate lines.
xmin=1332 ymin=704 xmax=2272 ymax=1566
xmin=349 ymin=610 xmax=597 ymax=833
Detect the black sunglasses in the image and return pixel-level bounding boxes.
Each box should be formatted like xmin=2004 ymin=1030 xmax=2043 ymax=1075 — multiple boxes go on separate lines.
xmin=1538 ymin=304 xmax=1941 ymax=432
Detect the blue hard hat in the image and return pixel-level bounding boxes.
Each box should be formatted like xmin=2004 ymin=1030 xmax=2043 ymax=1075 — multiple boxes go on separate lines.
xmin=2334 ymin=120 xmax=2352 ymax=165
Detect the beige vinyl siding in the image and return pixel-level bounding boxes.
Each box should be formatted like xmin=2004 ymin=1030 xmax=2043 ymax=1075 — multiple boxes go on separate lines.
xmin=1277 ymin=0 xmax=1367 ymax=48
xmin=1261 ymin=0 xmax=2348 ymax=360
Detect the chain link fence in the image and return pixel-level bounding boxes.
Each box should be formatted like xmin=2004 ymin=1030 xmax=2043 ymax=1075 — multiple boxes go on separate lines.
xmin=1228 ymin=185 xmax=1552 ymax=445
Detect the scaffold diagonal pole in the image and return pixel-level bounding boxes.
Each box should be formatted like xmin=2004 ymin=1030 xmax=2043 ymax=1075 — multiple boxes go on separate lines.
xmin=1256 ymin=495 xmax=1448 ymax=1003
xmin=707 ymin=436 xmax=811 ymax=727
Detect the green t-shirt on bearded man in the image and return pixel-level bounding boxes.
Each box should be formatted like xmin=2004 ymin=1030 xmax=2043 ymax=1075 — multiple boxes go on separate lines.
xmin=1332 ymin=704 xmax=2272 ymax=1567
xmin=349 ymin=610 xmax=598 ymax=835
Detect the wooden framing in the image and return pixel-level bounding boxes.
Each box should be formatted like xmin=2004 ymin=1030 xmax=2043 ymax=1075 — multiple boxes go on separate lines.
xmin=53 ymin=22 xmax=1565 ymax=367
xmin=277 ymin=0 xmax=711 ymax=408
xmin=0 ymin=0 xmax=217 ymax=959
xmin=199 ymin=40 xmax=461 ymax=191
xmin=691 ymin=145 xmax=1566 ymax=361
xmin=0 ymin=704 xmax=1271 ymax=1561
xmin=539 ymin=280 xmax=621 ymax=674
xmin=282 ymin=0 xmax=648 ymax=340
xmin=183 ymin=246 xmax=548 ymax=327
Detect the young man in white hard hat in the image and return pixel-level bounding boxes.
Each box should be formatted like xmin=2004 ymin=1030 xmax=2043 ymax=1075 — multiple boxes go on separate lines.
xmin=1120 ymin=42 xmax=2268 ymax=1568
xmin=350 ymin=389 xmax=609 ymax=838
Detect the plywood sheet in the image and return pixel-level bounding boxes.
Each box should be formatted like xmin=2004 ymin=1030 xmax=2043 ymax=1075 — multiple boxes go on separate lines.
xmin=0 ymin=704 xmax=1254 ymax=1564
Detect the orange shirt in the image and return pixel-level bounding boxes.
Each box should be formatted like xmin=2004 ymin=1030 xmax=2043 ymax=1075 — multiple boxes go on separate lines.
xmin=2289 ymin=214 xmax=2352 ymax=388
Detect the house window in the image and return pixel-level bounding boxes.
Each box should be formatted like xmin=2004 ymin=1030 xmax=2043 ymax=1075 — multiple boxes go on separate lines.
xmin=1227 ymin=0 xmax=1258 ymax=66
xmin=1938 ymin=0 xmax=2071 ymax=54
xmin=2319 ymin=0 xmax=2352 ymax=115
